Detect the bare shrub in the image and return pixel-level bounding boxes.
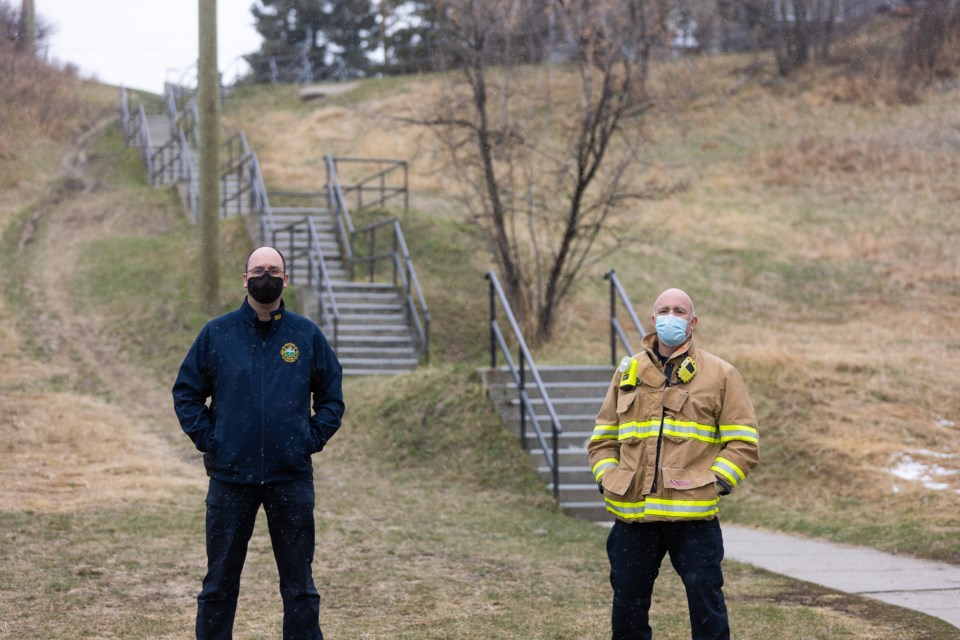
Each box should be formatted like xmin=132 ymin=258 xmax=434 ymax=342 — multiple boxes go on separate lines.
xmin=899 ymin=0 xmax=960 ymax=93
xmin=0 ymin=40 xmax=99 ymax=150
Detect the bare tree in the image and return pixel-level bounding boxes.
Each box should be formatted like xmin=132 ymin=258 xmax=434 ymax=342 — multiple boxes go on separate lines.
xmin=16 ymin=0 xmax=34 ymax=55
xmin=901 ymin=0 xmax=960 ymax=83
xmin=721 ymin=0 xmax=877 ymax=76
xmin=425 ymin=0 xmax=668 ymax=341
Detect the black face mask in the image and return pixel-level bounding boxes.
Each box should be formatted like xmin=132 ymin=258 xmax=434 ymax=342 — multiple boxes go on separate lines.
xmin=246 ymin=273 xmax=284 ymax=305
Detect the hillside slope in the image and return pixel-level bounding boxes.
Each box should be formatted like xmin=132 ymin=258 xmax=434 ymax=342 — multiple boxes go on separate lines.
xmin=0 ymin=57 xmax=957 ymax=637
xmin=224 ymin=56 xmax=960 ymax=563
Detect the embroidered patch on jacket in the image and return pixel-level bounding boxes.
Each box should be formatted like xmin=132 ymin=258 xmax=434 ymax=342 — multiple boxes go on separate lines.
xmin=280 ymin=343 xmax=299 ymax=363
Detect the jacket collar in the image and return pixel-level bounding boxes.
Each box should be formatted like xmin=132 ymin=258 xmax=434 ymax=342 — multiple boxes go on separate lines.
xmin=641 ymin=332 xmax=696 ymax=364
xmin=240 ymin=297 xmax=286 ymax=326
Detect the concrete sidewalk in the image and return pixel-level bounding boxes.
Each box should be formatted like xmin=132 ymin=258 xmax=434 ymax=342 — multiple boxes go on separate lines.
xmin=722 ymin=524 xmax=960 ymax=630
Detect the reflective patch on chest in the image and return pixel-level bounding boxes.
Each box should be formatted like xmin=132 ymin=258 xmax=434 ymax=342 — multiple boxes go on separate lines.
xmin=280 ymin=343 xmax=300 ymax=363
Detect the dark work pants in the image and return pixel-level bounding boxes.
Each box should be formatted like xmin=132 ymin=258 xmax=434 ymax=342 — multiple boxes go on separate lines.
xmin=607 ymin=519 xmax=729 ymax=640
xmin=197 ymin=477 xmax=322 ymax=640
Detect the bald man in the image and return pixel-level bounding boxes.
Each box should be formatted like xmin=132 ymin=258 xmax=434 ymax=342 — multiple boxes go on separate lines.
xmin=589 ymin=287 xmax=759 ymax=640
xmin=174 ymin=246 xmax=344 ymax=640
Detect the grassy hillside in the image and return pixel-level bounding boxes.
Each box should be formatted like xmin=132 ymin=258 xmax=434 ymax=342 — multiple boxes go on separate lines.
xmin=223 ymin=56 xmax=960 ymax=563
xmin=1 ymin=51 xmax=958 ymax=638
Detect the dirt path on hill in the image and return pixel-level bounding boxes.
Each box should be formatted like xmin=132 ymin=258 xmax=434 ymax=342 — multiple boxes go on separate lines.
xmin=17 ymin=116 xmax=176 ymax=421
xmin=1 ymin=117 xmax=202 ymax=512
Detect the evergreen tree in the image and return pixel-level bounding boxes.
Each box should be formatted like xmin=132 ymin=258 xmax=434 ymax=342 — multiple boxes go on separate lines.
xmin=245 ymin=0 xmax=377 ymax=83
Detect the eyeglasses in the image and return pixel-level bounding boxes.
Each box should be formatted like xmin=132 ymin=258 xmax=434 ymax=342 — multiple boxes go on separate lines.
xmin=246 ymin=267 xmax=285 ymax=277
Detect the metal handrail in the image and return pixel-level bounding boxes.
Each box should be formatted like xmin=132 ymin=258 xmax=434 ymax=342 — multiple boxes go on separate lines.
xmin=485 ymin=270 xmax=562 ymax=500
xmin=164 ymin=82 xmax=179 ymax=138
xmin=271 ymin=216 xmax=341 ymax=350
xmin=350 ymin=215 xmax=431 ymax=363
xmin=605 ymin=269 xmax=646 ymax=366
xmin=150 ymin=137 xmax=181 ymax=185
xmin=328 ymin=156 xmax=409 ymax=212
xmin=325 ymin=155 xmax=355 ymax=271
xmin=136 ymin=104 xmax=155 ymax=181
xmin=119 ymin=86 xmax=131 ymax=141
xmin=178 ymin=129 xmax=198 ymax=221
xmin=221 ymin=132 xmax=256 ymax=218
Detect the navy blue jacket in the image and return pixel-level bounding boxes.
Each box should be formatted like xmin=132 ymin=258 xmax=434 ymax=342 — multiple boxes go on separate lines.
xmin=173 ymin=298 xmax=344 ymax=484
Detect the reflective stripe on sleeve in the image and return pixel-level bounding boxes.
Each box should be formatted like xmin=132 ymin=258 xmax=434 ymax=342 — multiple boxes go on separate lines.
xmin=719 ymin=424 xmax=759 ymax=444
xmin=710 ymin=456 xmax=746 ymax=487
xmin=592 ymin=458 xmax=619 ymax=482
xmin=591 ymin=424 xmax=619 ymax=441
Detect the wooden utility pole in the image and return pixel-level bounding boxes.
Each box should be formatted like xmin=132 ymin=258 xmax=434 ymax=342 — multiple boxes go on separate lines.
xmin=18 ymin=0 xmax=36 ymax=55
xmin=198 ymin=0 xmax=220 ymax=312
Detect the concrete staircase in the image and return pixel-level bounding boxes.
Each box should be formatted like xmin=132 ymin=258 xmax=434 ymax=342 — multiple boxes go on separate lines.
xmin=123 ymin=94 xmax=422 ymax=377
xmin=264 ymin=210 xmax=421 ymax=376
xmin=482 ymin=364 xmax=615 ymax=522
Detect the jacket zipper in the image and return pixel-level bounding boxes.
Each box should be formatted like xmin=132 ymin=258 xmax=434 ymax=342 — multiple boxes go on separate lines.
xmin=260 ymin=337 xmax=266 ymax=484
xmin=649 ymin=362 xmax=674 ymax=494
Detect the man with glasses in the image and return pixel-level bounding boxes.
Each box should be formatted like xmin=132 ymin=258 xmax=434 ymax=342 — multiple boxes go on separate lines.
xmin=173 ymin=246 xmax=344 ymax=640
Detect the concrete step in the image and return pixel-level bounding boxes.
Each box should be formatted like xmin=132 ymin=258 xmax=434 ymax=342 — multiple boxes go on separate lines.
xmin=335 ymin=302 xmax=404 ymax=314
xmin=537 ymin=465 xmax=594 ymax=484
xmin=334 ymin=334 xmax=415 ymax=347
xmin=336 ymin=345 xmax=418 ymax=356
xmin=484 ymin=365 xmax=613 ymax=386
xmin=507 ymin=396 xmax=603 ymax=415
xmin=548 ymin=483 xmax=608 ymax=503
xmin=481 ymin=364 xmax=621 ymax=522
xmin=337 ymin=314 xmax=409 ymax=326
xmin=559 ymin=501 xmax=608 ymax=520
xmin=519 ymin=430 xmax=592 ymax=449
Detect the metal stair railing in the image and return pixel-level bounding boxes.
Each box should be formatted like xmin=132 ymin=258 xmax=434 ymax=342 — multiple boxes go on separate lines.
xmin=325 ymin=155 xmax=355 ymax=271
xmin=156 ymin=82 xmax=200 ymax=219
xmin=222 ymin=132 xmax=257 ymax=218
xmin=325 ymin=154 xmax=429 ymax=363
xmin=485 ymin=270 xmax=563 ymax=500
xmin=327 ymin=156 xmax=409 ymax=213
xmin=150 ymin=136 xmax=182 ymax=186
xmin=119 ymin=86 xmax=133 ymax=142
xmin=272 ymin=216 xmax=341 ymax=351
xmin=605 ymin=269 xmax=647 ymax=366
xmin=351 ymin=216 xmax=431 ymax=363
xmin=177 ymin=128 xmax=198 ymax=221
xmin=135 ymin=104 xmax=155 ymax=181
xmin=223 ymin=134 xmax=342 ymax=346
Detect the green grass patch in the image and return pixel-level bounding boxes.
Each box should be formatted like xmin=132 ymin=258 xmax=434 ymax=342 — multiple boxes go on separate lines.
xmin=74 ymin=217 xmax=253 ymax=381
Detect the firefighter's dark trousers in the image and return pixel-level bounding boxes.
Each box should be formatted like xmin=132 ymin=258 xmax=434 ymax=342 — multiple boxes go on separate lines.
xmin=196 ymin=477 xmax=322 ymax=640
xmin=607 ymin=518 xmax=729 ymax=640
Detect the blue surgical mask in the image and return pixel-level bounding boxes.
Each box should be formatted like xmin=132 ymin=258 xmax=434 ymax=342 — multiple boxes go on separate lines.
xmin=655 ymin=315 xmax=688 ymax=347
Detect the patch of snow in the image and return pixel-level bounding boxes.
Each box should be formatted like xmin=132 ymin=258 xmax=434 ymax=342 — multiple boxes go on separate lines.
xmin=888 ymin=454 xmax=959 ymax=492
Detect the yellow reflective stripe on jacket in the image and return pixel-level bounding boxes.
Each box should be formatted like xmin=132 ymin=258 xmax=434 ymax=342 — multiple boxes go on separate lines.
xmin=616 ymin=420 xmax=660 ymax=440
xmin=591 ymin=424 xmax=619 ymax=441
xmin=719 ymin=424 xmax=759 ymax=444
xmin=662 ymin=419 xmax=720 ymax=444
xmin=592 ymin=458 xmax=619 ymax=482
xmin=604 ymin=495 xmax=720 ymax=520
xmin=710 ymin=456 xmax=745 ymax=487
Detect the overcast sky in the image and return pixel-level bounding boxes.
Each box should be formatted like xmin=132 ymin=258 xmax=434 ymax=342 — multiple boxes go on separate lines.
xmin=39 ymin=0 xmax=263 ymax=94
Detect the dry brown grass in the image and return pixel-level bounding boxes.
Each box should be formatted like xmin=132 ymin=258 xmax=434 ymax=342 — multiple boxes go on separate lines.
xmin=2 ymin=58 xmax=960 ymax=638
xmin=0 ymin=391 xmax=200 ymax=512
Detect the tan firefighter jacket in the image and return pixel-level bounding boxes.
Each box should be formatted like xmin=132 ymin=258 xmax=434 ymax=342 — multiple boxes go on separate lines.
xmin=588 ymin=334 xmax=759 ymax=523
